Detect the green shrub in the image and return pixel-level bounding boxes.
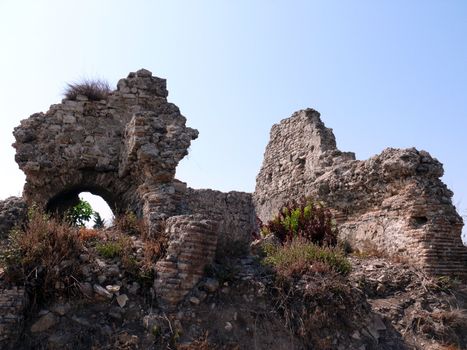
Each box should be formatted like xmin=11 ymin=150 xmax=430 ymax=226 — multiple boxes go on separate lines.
xmin=66 ymin=199 xmax=93 ymax=227
xmin=261 ymin=198 xmax=338 ymax=246
xmin=263 ymin=240 xmax=351 ymax=276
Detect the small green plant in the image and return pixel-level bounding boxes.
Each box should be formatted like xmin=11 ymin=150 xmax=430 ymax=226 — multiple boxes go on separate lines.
xmin=96 ymin=241 xmax=123 ymax=258
xmin=66 ymin=199 xmax=93 ymax=227
xmin=263 ymin=240 xmax=351 ymax=276
xmin=261 ymin=197 xmax=338 ymax=246
xmin=64 ymin=79 xmax=111 ymax=101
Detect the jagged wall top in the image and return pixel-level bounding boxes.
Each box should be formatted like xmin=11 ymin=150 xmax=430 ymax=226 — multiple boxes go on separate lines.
xmin=13 ymin=69 xmax=198 ymax=217
xmin=255 ymin=108 xmax=355 ymax=219
xmin=254 ymin=108 xmax=466 ymax=277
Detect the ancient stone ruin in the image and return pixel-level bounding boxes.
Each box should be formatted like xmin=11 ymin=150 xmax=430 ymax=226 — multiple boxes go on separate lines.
xmin=1 ymin=71 xmax=466 ymax=317
xmin=254 ymin=108 xmax=467 ymax=277
xmin=12 ymin=69 xmax=232 ymax=231
xmin=9 ymin=69 xmax=256 ymax=306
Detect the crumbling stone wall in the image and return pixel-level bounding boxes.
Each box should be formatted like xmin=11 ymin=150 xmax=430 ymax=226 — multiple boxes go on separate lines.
xmin=0 ymin=197 xmax=27 ymax=237
xmin=182 ymin=188 xmax=256 ymax=251
xmin=10 ymin=69 xmax=256 ymax=306
xmin=13 ymin=69 xmax=198 ymax=235
xmin=254 ymin=109 xmax=467 ymax=277
xmin=154 ymin=215 xmax=218 ymax=306
xmin=0 ymin=286 xmax=28 ymax=348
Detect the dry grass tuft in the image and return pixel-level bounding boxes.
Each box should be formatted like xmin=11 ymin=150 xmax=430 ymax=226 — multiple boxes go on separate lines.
xmin=261 ymin=236 xmax=361 ymax=348
xmin=0 ymin=206 xmax=83 ymax=304
xmin=142 ymin=237 xmax=168 ymax=269
xmin=269 ymin=265 xmax=358 ymax=347
xmin=433 ymin=308 xmax=467 ymax=328
xmin=410 ymin=307 xmax=467 ymax=347
xmin=263 ymin=239 xmax=351 ymax=277
xmin=78 ymin=227 xmax=100 ymax=241
xmin=64 ymin=79 xmax=111 ymax=101
xmin=115 ymin=210 xmax=147 ymax=237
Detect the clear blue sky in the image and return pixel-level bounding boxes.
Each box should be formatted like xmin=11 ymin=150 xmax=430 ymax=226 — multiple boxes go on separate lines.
xmin=0 ymin=1 xmax=466 ymax=241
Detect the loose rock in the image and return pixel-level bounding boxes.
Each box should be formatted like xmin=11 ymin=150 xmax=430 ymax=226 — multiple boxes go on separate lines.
xmin=31 ymin=313 xmax=57 ymax=333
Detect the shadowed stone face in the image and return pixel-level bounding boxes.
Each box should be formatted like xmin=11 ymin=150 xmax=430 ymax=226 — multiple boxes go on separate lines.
xmin=13 ymin=69 xmax=198 ymax=231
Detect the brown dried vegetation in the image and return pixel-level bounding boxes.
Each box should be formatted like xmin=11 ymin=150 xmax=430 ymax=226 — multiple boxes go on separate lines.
xmin=64 ymin=79 xmax=111 ymax=101
xmin=1 ymin=207 xmax=83 ymax=305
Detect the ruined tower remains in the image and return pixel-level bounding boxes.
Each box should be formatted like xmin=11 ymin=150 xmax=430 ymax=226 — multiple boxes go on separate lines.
xmin=254 ymin=109 xmax=467 ymax=277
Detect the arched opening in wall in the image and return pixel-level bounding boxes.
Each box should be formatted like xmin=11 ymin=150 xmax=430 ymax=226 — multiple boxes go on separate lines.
xmin=46 ymin=186 xmax=118 ymax=228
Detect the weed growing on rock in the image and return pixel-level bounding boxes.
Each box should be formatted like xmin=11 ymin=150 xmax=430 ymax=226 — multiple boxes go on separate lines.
xmin=261 ymin=197 xmax=338 ymax=246
xmin=257 ymin=198 xmax=362 ymax=347
xmin=95 ymin=241 xmax=123 ymax=259
xmin=266 ymin=252 xmax=364 ymax=348
xmin=0 ymin=206 xmax=83 ymax=305
xmin=78 ymin=227 xmax=99 ymax=241
xmin=116 ymin=210 xmax=146 ymax=236
xmin=259 ymin=197 xmax=349 ymax=276
xmin=142 ymin=238 xmax=168 ymax=269
xmin=94 ymin=231 xmax=135 ymax=270
xmin=64 ymin=79 xmax=111 ymax=101
xmin=263 ymin=240 xmax=351 ymax=277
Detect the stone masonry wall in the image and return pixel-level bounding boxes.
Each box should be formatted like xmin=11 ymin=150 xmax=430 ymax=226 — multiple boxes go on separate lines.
xmin=154 ymin=215 xmax=218 ymax=306
xmin=182 ymin=188 xmax=256 ymax=251
xmin=13 ymin=69 xmax=198 ymax=236
xmin=254 ymin=109 xmax=467 ymax=277
xmin=254 ymin=109 xmax=356 ymax=222
xmin=0 ymin=286 xmax=28 ymax=349
xmin=0 ymin=197 xmax=27 ymax=237
xmin=10 ymin=69 xmax=260 ymax=308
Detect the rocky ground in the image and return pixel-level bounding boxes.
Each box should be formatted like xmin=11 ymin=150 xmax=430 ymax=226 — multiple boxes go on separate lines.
xmin=1 ymin=229 xmax=466 ymax=350
xmin=350 ymin=256 xmax=467 ymax=349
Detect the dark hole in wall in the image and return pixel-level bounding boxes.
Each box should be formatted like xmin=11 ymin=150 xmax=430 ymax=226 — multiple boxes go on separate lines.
xmin=411 ymin=216 xmax=428 ymax=228
xmin=297 ymin=157 xmax=306 ymax=168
